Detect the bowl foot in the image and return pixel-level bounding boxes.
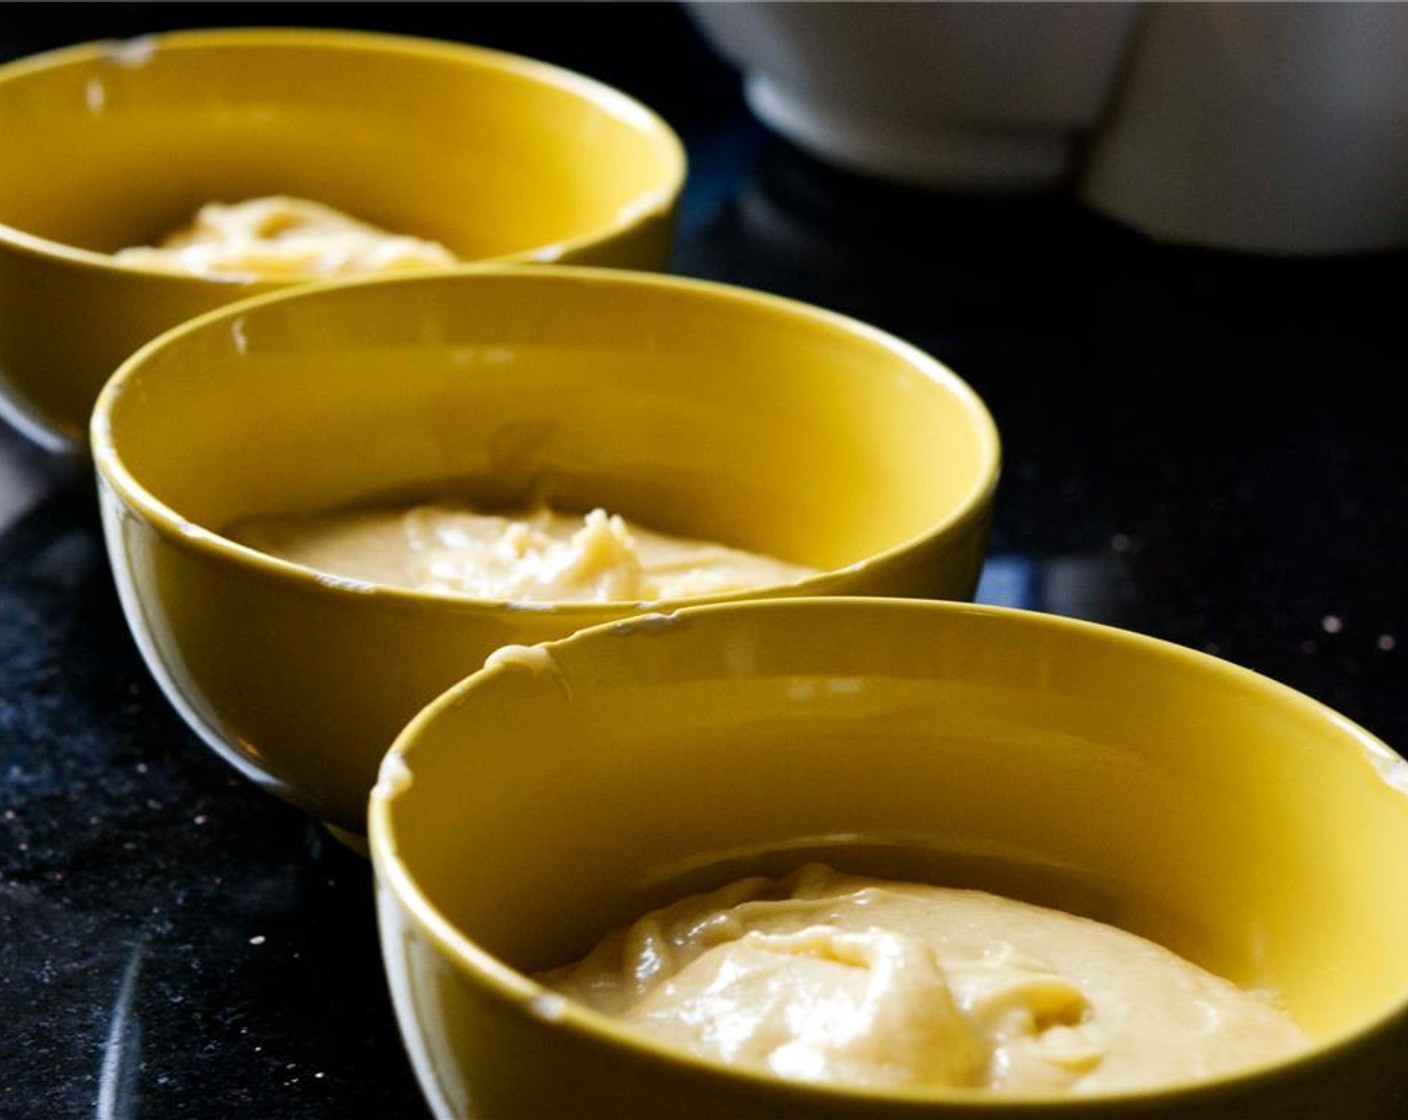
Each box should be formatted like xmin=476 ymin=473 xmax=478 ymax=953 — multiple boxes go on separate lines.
xmin=745 ymin=75 xmax=1076 ymax=194
xmin=321 ymin=821 xmax=370 ymax=859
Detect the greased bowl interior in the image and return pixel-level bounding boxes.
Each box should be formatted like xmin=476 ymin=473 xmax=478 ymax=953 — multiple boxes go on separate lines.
xmin=92 ymin=266 xmax=1000 ymax=839
xmin=0 ymin=27 xmax=684 ymax=449
xmin=371 ymin=596 xmax=1408 ymax=1120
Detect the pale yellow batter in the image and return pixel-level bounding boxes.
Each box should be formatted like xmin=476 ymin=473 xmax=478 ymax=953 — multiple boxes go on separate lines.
xmin=540 ymin=864 xmax=1307 ymax=1095
xmin=114 ymin=195 xmax=458 ymax=279
xmin=227 ymin=502 xmax=819 ymax=603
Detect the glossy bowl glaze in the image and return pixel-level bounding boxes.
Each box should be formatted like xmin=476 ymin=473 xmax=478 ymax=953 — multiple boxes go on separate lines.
xmin=0 ymin=27 xmax=684 ymax=450
xmin=91 ymin=267 xmax=1000 ymax=841
xmin=371 ymin=596 xmax=1408 ymax=1119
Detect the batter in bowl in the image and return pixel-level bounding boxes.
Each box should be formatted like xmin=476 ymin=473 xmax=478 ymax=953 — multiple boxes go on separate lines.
xmin=540 ymin=863 xmax=1308 ymax=1095
xmin=114 ymin=195 xmax=458 ymax=279
xmin=227 ymin=502 xmax=819 ymax=603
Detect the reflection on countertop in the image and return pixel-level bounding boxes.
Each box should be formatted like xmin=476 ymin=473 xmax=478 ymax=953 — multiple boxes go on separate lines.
xmin=0 ymin=432 xmax=84 ymax=537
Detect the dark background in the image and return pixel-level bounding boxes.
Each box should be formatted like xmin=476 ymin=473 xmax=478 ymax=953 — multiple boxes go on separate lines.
xmin=2 ymin=4 xmax=1405 ymax=1118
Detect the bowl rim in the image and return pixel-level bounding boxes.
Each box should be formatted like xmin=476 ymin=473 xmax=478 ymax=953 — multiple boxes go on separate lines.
xmin=0 ymin=25 xmax=686 ymax=280
xmin=368 ymin=593 xmax=1408 ymax=1111
xmin=89 ymin=263 xmax=1003 ymax=615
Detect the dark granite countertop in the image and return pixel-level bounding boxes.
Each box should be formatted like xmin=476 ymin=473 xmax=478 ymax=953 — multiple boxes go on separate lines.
xmin=2 ymin=5 xmax=1405 ymax=1118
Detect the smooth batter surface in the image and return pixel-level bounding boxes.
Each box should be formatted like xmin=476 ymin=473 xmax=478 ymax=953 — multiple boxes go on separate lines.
xmin=540 ymin=864 xmax=1307 ymax=1095
xmin=227 ymin=502 xmax=819 ymax=603
xmin=114 ymin=195 xmax=458 ymax=279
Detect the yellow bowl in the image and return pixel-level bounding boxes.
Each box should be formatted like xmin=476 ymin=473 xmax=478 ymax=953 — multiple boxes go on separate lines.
xmin=91 ymin=266 xmax=1000 ymax=840
xmin=0 ymin=27 xmax=685 ymax=450
xmin=370 ymin=596 xmax=1408 ymax=1119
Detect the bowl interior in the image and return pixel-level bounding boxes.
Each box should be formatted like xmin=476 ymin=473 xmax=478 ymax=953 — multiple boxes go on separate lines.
xmin=0 ymin=29 xmax=682 ymax=264
xmin=96 ymin=268 xmax=996 ymax=577
xmin=379 ymin=598 xmax=1408 ymax=1049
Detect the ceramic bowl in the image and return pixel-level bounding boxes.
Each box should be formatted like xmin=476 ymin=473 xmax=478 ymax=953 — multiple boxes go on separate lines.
xmin=1077 ymin=3 xmax=1408 ymax=254
xmin=370 ymin=595 xmax=1408 ymax=1119
xmin=91 ymin=266 xmax=1000 ymax=842
xmin=683 ymin=1 xmax=1140 ymax=193
xmin=0 ymin=27 xmax=685 ymax=450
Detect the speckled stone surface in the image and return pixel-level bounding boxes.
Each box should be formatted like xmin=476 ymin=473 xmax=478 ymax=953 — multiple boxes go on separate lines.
xmin=2 ymin=5 xmax=1405 ymax=1119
